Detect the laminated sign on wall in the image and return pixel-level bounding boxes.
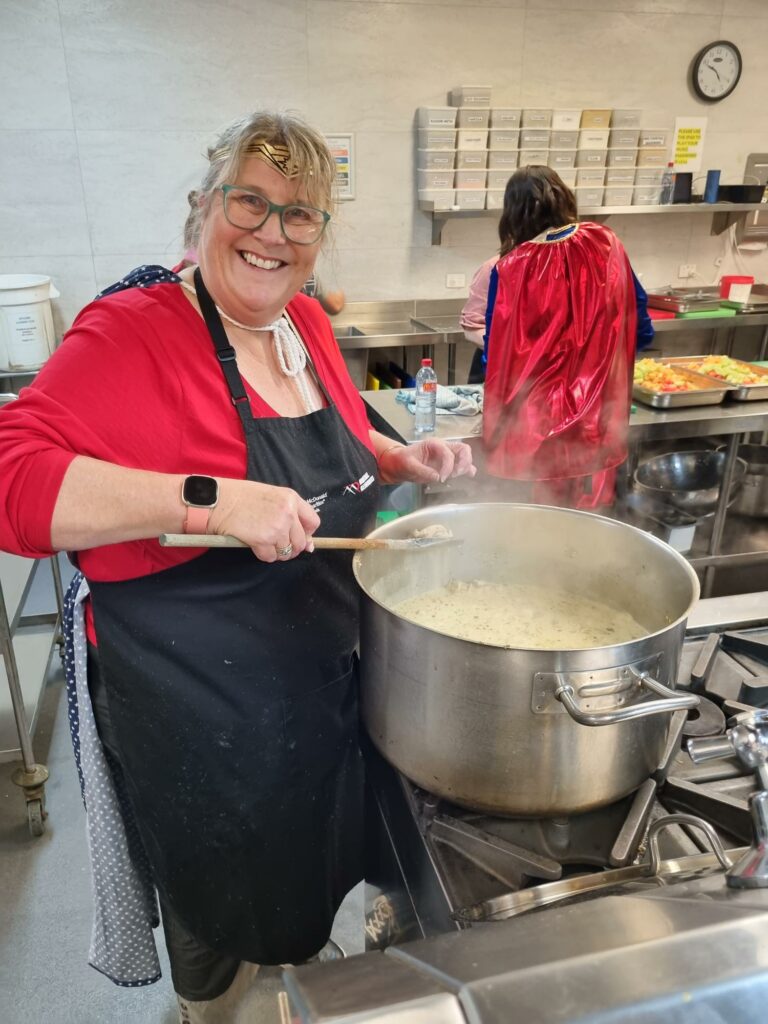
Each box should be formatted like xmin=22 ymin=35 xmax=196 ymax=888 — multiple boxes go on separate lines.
xmin=672 ymin=117 xmax=707 ymax=173
xmin=326 ymin=134 xmax=355 ymax=200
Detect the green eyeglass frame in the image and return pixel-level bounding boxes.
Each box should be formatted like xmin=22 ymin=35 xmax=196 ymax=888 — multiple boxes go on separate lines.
xmin=218 ymin=185 xmax=331 ymax=245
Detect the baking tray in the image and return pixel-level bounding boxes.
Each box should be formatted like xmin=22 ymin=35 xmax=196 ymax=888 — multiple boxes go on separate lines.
xmin=632 ymin=362 xmax=730 ymax=408
xmin=665 ymin=356 xmax=768 ymax=402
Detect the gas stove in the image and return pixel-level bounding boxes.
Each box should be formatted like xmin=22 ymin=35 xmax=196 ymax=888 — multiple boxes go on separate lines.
xmin=362 ymin=614 xmax=768 ymax=948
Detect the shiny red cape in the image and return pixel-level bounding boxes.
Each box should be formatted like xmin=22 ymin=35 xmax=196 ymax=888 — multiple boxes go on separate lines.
xmin=483 ymin=222 xmax=636 ymax=481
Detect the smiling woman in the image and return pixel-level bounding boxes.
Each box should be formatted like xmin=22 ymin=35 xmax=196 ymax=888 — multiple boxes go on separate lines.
xmin=0 ymin=108 xmax=475 ymax=1022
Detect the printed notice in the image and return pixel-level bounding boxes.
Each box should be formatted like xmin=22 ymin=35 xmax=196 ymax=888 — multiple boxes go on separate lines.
xmin=326 ymin=134 xmax=355 ymax=200
xmin=672 ymin=117 xmax=707 ymax=173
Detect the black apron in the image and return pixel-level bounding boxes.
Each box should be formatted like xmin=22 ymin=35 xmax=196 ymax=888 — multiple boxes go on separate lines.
xmin=88 ymin=271 xmax=379 ymax=965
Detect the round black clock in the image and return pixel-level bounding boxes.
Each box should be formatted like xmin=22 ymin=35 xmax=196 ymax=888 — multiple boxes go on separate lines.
xmin=692 ymin=40 xmax=742 ymax=102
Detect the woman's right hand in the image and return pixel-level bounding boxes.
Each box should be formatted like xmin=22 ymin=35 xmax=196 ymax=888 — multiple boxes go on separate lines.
xmin=208 ymin=479 xmax=320 ymax=562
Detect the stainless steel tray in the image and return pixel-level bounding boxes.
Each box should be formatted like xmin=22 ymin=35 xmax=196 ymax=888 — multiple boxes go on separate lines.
xmin=646 ymin=288 xmax=722 ymax=314
xmin=633 ymin=361 xmax=730 ymax=408
xmin=665 ymin=356 xmax=768 ymax=402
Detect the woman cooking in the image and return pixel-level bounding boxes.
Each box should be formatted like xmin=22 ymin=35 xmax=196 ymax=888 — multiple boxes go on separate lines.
xmin=0 ymin=110 xmax=474 ymax=1020
xmin=482 ymin=165 xmax=638 ymax=509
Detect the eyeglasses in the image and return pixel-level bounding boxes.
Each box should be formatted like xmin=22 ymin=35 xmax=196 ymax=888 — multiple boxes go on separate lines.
xmin=218 ymin=185 xmax=330 ymax=245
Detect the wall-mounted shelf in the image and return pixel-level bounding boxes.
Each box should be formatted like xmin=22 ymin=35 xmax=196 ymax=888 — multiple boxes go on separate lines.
xmin=422 ymin=202 xmax=766 ymax=245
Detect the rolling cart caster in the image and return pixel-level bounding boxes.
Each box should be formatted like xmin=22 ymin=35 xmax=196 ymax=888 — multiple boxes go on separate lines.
xmin=11 ymin=763 xmax=49 ymax=837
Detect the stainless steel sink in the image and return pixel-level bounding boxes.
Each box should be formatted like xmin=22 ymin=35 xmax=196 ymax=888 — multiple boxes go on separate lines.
xmin=332 ymin=325 xmax=366 ymax=338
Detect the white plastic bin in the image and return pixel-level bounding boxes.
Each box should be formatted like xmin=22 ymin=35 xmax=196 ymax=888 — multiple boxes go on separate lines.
xmin=520 ymin=149 xmax=549 ymax=165
xmin=611 ymin=109 xmax=642 ymax=128
xmin=417 ymin=107 xmax=458 ymax=129
xmin=521 ymin=109 xmax=552 ymax=128
xmin=418 ymin=148 xmax=456 ymax=170
xmin=455 ymin=190 xmax=487 ymax=210
xmin=488 ymin=129 xmax=520 ymax=151
xmin=0 ymin=274 xmax=60 ymax=371
xmin=609 ymin=129 xmax=640 ymax=148
xmin=418 ymin=129 xmax=456 ymax=150
xmin=605 ymin=167 xmax=635 ymax=185
xmin=580 ymin=109 xmax=612 ymax=129
xmin=548 ymin=149 xmax=577 ymax=169
xmin=636 ymin=147 xmax=667 ymax=167
xmin=633 ymin=186 xmax=662 ymax=205
xmin=455 ymin=149 xmax=489 ymax=169
xmin=575 ymin=186 xmax=604 ymax=207
xmin=603 ymin=186 xmax=634 ymax=206
xmin=451 ymin=86 xmax=492 ymax=107
xmin=520 ymin=129 xmax=550 ymax=148
xmin=576 ymin=168 xmax=606 ymax=186
xmin=486 ymin=190 xmax=505 ymax=210
xmin=488 ymin=150 xmax=519 ymax=170
xmin=606 ymin=149 xmax=637 ymax=168
xmin=575 ymin=149 xmax=608 ymax=168
xmin=490 ymin=108 xmax=521 ymax=128
xmin=417 ymin=169 xmax=455 ymax=190
xmin=634 ymin=167 xmax=665 ymax=186
xmin=488 ymin=169 xmax=513 ymax=189
xmin=418 ymin=189 xmax=456 ymax=210
xmin=457 ymin=129 xmax=488 ymax=150
xmin=550 ymin=130 xmax=579 ymax=149
xmin=579 ymin=129 xmax=610 ymax=150
xmin=457 ymin=107 xmax=490 ymax=129
xmin=639 ymin=129 xmax=669 ymax=148
xmin=557 ymin=168 xmax=578 ymax=187
xmin=455 ymin=169 xmax=487 ymax=189
xmin=552 ymin=109 xmax=581 ymax=130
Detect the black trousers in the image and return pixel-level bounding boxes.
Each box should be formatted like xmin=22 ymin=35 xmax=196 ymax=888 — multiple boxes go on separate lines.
xmin=86 ymin=644 xmax=241 ymax=1002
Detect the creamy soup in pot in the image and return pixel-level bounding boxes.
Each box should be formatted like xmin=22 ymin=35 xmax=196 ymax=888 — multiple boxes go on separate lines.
xmin=393 ymin=580 xmax=647 ymax=650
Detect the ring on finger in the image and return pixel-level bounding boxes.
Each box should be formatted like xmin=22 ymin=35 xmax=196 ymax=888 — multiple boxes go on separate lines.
xmin=275 ymin=543 xmax=294 ymax=558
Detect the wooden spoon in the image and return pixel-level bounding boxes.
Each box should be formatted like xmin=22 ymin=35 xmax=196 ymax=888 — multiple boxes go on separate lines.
xmin=159 ymin=533 xmax=457 ymax=551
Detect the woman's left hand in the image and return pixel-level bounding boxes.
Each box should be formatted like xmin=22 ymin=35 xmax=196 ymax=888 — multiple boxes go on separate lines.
xmin=378 ymin=439 xmax=476 ymax=485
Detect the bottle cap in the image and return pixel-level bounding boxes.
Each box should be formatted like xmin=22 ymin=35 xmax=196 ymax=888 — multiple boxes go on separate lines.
xmin=421 ymin=358 xmax=432 ymax=367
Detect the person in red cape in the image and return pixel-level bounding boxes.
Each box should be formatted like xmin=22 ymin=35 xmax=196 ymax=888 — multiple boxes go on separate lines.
xmin=482 ymin=166 xmax=637 ymax=509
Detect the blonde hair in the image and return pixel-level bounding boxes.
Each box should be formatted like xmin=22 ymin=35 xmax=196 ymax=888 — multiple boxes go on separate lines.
xmin=186 ymin=111 xmax=337 ymax=249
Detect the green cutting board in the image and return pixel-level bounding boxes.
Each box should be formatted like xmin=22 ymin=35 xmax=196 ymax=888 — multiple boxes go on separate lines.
xmin=675 ymin=307 xmax=737 ymax=320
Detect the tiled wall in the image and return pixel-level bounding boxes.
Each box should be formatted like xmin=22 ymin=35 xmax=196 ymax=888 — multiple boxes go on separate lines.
xmin=2 ymin=0 xmax=768 ymax=337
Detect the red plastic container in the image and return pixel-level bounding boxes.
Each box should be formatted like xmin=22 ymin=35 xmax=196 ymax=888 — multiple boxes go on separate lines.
xmin=719 ymin=275 xmax=754 ymax=301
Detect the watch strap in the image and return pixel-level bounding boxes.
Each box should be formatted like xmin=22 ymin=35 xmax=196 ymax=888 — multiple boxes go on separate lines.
xmin=184 ymin=504 xmax=212 ymax=535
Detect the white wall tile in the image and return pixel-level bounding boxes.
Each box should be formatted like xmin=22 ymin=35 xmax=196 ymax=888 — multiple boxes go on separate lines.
xmin=76 ymin=131 xmax=211 ymax=255
xmin=531 ymin=0 xmax=722 ymax=12
xmin=307 ymin=1 xmax=526 ymax=131
xmin=60 ymin=0 xmax=310 ymax=130
xmin=0 ymin=256 xmax=96 ymax=337
xmin=0 ymin=132 xmax=91 ymax=257
xmin=0 ymin=0 xmax=73 ymax=129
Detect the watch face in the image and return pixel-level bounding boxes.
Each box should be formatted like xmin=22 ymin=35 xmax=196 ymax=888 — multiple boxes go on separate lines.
xmin=183 ymin=475 xmax=218 ymax=507
xmin=693 ymin=40 xmax=742 ymax=101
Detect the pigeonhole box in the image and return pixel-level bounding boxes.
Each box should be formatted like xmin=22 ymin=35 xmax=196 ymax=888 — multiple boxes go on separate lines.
xmin=418 ymin=129 xmax=456 ymax=150
xmin=451 ymin=85 xmax=492 ymax=107
xmin=456 ymin=149 xmax=489 ymax=169
xmin=575 ymin=186 xmax=604 ymax=207
xmin=488 ymin=129 xmax=520 ymax=151
xmin=486 ymin=190 xmax=505 ymax=210
xmin=552 ymin=109 xmax=581 ymax=130
xmin=603 ymin=186 xmax=634 ymax=206
xmin=581 ymin=109 xmax=612 ymax=129
xmin=488 ymin=168 xmax=513 ymax=189
xmin=488 ymin=150 xmax=519 ymax=170
xmin=521 ymin=108 xmax=552 ymax=128
xmin=455 ymin=169 xmax=487 ymax=189
xmin=576 ymin=149 xmax=608 ymax=168
xmin=577 ymin=168 xmax=606 ymax=186
xmin=418 ymin=189 xmax=456 ymax=210
xmin=633 ymin=185 xmax=662 ymax=205
xmin=418 ymin=148 xmax=456 ymax=170
xmin=639 ymin=129 xmax=669 ymax=148
xmin=457 ymin=107 xmax=491 ymax=129
xmin=611 ymin=109 xmax=642 ymax=128
xmin=455 ymin=189 xmax=487 ymax=210
xmin=549 ymin=149 xmax=577 ymax=169
xmin=606 ymin=149 xmax=638 ymax=168
xmin=636 ymin=147 xmax=667 ymax=167
xmin=520 ymin=148 xmax=549 ymax=165
xmin=558 ymin=168 xmax=578 ymax=187
xmin=417 ymin=169 xmax=455 ymax=190
xmin=417 ymin=107 xmax=458 ymax=129
xmin=635 ymin=167 xmax=665 ymax=186
xmin=605 ymin=167 xmax=636 ymax=185
xmin=490 ymin=108 xmax=521 ymax=129
xmin=579 ymin=129 xmax=610 ymax=150
xmin=551 ymin=130 xmax=579 ymax=149
xmin=457 ymin=129 xmax=488 ymax=150
xmin=609 ymin=129 xmax=640 ymax=148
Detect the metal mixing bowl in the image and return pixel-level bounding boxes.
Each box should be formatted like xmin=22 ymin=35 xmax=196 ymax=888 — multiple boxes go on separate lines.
xmin=634 ymin=450 xmax=748 ymax=518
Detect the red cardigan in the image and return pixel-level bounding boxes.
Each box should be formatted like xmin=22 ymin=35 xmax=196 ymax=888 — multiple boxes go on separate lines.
xmin=0 ymin=284 xmax=374 ymax=583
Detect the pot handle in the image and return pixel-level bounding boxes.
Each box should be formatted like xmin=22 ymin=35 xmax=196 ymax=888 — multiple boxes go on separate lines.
xmin=646 ymin=813 xmax=732 ymax=875
xmin=555 ymin=668 xmax=699 ymax=726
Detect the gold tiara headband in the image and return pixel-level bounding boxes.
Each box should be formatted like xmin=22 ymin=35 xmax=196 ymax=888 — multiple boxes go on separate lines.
xmin=209 ymin=140 xmax=301 ymax=178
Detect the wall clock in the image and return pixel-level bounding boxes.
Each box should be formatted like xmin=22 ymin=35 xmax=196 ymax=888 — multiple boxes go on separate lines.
xmin=692 ymin=40 xmax=742 ymax=102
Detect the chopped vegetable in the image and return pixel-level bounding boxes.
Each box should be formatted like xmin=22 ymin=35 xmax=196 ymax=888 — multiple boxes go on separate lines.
xmin=683 ymin=355 xmax=763 ymax=387
xmin=633 ymin=359 xmax=697 ymax=393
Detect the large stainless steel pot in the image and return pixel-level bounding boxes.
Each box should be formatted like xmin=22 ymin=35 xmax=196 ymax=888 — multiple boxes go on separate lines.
xmin=354 ymin=504 xmax=700 ymax=817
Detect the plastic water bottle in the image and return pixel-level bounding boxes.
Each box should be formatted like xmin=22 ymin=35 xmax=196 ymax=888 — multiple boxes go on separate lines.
xmin=414 ymin=358 xmax=437 ymax=434
xmin=659 ymin=162 xmax=675 ymax=205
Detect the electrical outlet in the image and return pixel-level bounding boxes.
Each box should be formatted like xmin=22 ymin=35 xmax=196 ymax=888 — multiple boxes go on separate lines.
xmin=678 ymin=264 xmax=697 ymax=279
xmin=446 ymin=273 xmax=466 ymax=289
